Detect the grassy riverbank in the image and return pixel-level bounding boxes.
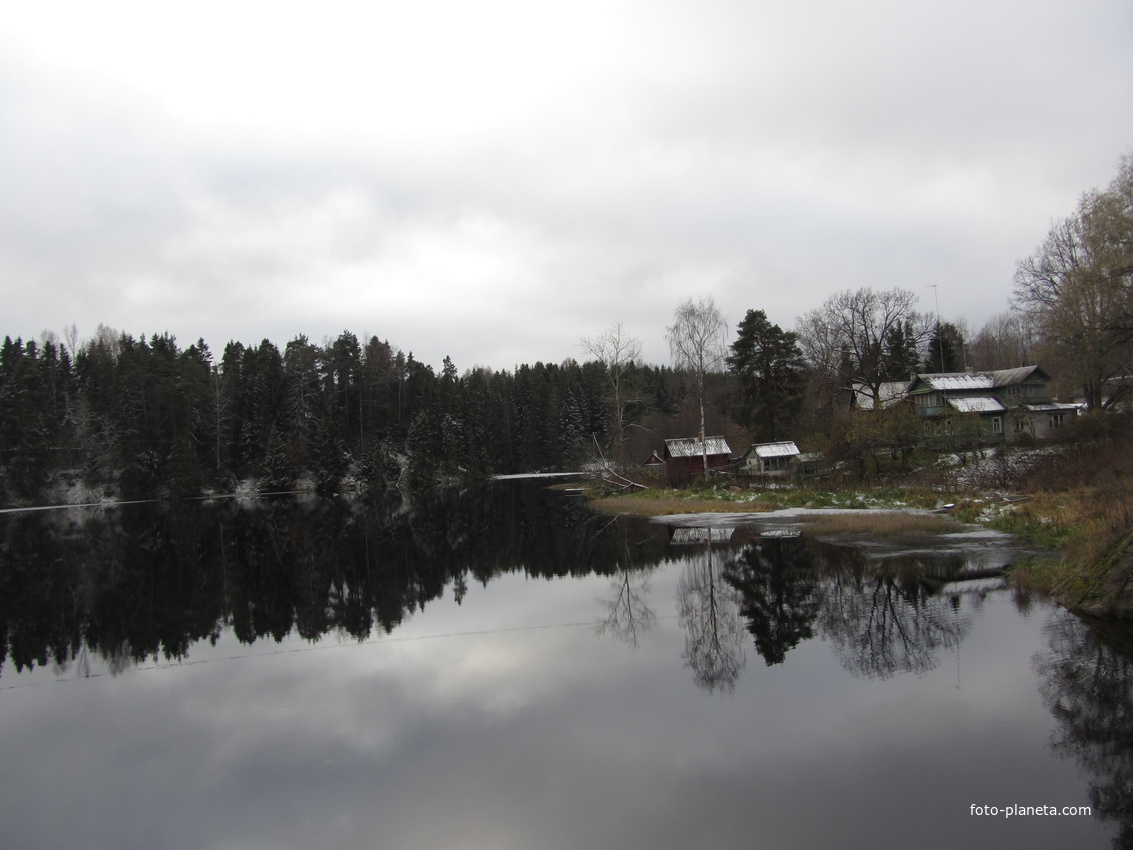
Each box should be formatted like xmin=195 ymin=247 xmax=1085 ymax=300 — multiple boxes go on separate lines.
xmin=586 ymin=418 xmax=1133 ymax=617
xmin=586 ymin=482 xmax=943 ymax=517
xmin=975 ymin=430 xmax=1133 ymax=617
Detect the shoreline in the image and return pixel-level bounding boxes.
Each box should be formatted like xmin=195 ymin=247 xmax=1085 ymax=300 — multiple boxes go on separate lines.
xmin=580 ymin=480 xmax=1133 ymax=619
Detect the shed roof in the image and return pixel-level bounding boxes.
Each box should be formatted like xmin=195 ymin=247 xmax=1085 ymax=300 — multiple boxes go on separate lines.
xmin=664 ymin=436 xmax=731 ymax=458
xmin=748 ymin=440 xmax=800 ymax=459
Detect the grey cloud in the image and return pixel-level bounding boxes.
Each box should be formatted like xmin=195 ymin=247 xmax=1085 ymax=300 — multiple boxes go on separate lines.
xmin=2 ymin=0 xmax=1132 ymax=369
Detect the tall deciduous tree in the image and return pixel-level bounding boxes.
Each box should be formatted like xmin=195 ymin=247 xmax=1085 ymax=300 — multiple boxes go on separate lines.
xmin=796 ymin=287 xmax=931 ymax=407
xmin=578 ymin=322 xmax=642 ymax=463
xmin=725 ymin=309 xmax=803 ymax=441
xmin=1013 ymin=154 xmax=1133 ymax=410
xmin=667 ymin=297 xmax=727 ymax=473
xmin=968 ymin=311 xmax=1035 ymax=371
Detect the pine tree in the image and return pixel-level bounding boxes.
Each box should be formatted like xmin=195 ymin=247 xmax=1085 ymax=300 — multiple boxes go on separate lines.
xmin=725 ymin=309 xmax=804 ymax=441
xmin=260 ymin=426 xmax=295 ymax=492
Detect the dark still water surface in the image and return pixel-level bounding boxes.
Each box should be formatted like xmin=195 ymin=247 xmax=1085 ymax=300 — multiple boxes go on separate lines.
xmin=1 ymin=481 xmax=1129 ymax=849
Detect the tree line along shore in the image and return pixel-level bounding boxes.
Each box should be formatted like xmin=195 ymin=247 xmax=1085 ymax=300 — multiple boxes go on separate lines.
xmin=2 ymin=153 xmax=1131 ymax=613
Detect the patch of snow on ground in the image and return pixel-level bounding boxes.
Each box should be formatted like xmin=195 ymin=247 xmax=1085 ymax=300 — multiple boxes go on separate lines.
xmin=936 ymin=445 xmax=1060 ymax=491
xmin=491 ymin=472 xmax=588 ymax=480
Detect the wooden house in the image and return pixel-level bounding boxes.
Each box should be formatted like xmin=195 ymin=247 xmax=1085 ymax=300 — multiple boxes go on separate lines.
xmin=906 ymin=366 xmax=1077 ymax=443
xmin=663 ymin=436 xmax=732 ymax=482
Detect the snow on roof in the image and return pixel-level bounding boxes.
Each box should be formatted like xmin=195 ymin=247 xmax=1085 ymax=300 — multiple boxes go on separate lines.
xmin=915 ymin=366 xmax=1046 ymax=392
xmin=750 ymin=441 xmax=800 ymax=458
xmin=946 ymin=395 xmax=1005 ymax=413
xmin=664 ymin=436 xmax=731 ymax=458
xmin=921 ymin=373 xmax=995 ymax=391
xmin=1023 ymin=402 xmax=1078 ymax=412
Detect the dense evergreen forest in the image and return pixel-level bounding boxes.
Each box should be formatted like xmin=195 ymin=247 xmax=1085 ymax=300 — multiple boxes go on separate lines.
xmin=0 ymin=327 xmax=720 ymax=505
xmin=0 ymin=294 xmax=1100 ymax=507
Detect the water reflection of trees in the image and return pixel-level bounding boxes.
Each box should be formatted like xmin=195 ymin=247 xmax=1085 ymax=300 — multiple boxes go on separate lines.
xmin=1035 ymin=614 xmax=1133 ymax=848
xmin=723 ymin=536 xmax=818 ymax=666
xmin=595 ymin=516 xmax=657 ymax=648
xmin=677 ymin=543 xmax=746 ymax=692
xmin=680 ymin=536 xmax=975 ymax=686
xmin=817 ymin=551 xmax=972 ymax=680
xmin=2 ymin=489 xmax=1003 ymax=692
xmin=0 ymin=483 xmax=672 ymax=677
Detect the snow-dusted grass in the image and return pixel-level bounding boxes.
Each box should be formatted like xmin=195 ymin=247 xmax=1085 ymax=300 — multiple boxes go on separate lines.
xmin=589 ymin=481 xmax=946 ymax=517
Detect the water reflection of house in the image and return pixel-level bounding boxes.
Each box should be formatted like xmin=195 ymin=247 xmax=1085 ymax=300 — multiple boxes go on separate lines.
xmin=919 ymin=567 xmax=1008 ymax=597
xmin=756 ymin=527 xmax=801 ymax=539
xmin=668 ymin=526 xmax=735 ymax=545
xmin=907 ymin=366 xmax=1078 ymax=444
xmin=663 ymin=436 xmax=732 ymax=482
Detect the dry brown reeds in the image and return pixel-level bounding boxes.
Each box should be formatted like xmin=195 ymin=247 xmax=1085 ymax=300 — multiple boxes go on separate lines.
xmin=999 ymin=423 xmax=1133 ymax=613
xmin=804 ymin=511 xmax=961 ymax=537
xmin=586 ymin=495 xmax=776 ymax=517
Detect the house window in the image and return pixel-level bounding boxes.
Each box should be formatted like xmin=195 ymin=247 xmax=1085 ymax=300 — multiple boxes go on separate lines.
xmin=992 ymin=417 xmax=1002 ymax=433
xmin=917 ymin=392 xmax=942 ymax=408
xmin=1014 ymin=417 xmax=1028 ymax=433
xmin=1050 ymin=413 xmax=1065 ymax=429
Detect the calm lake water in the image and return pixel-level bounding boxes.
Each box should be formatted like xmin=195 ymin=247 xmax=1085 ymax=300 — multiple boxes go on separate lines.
xmin=1 ymin=480 xmax=1129 ymax=849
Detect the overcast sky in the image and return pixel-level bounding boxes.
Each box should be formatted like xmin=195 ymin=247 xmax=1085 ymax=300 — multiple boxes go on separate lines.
xmin=2 ymin=0 xmax=1131 ymax=371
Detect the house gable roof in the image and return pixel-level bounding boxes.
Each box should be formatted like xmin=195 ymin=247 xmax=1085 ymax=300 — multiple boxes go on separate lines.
xmin=908 ymin=365 xmax=1049 ymax=394
xmin=990 ymin=365 xmax=1049 ymax=387
xmin=664 ymin=436 xmax=731 ymax=458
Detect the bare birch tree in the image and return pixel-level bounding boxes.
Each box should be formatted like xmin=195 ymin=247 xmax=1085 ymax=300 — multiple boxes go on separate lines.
xmin=579 ymin=322 xmax=642 ymax=463
xmin=667 ymin=297 xmax=727 ymax=473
